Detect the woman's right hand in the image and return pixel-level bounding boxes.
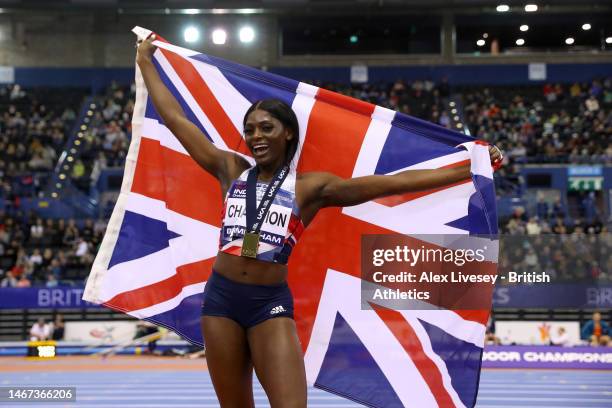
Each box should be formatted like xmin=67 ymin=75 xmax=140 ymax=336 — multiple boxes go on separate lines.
xmin=136 ymin=34 xmax=157 ymax=65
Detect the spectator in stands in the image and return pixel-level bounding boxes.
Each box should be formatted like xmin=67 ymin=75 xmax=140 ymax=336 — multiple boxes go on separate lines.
xmin=550 ymin=326 xmax=572 ymax=347
xmin=55 ymin=219 xmax=66 ymax=246
xmin=581 ymin=312 xmax=611 ymax=346
xmin=52 ymin=314 xmax=65 ymax=340
xmin=63 ymin=219 xmax=79 ymax=246
xmin=526 ymin=217 xmax=541 ymax=235
xmin=74 ymin=236 xmax=93 ymax=265
xmin=0 ymin=269 xmax=18 ymax=287
xmin=16 ymin=274 xmax=31 ymax=287
xmin=29 ymin=318 xmax=51 ymax=341
xmin=29 ymin=217 xmax=44 ymax=244
xmin=45 ymin=273 xmax=58 ymax=288
xmin=485 ymin=316 xmax=501 ymax=345
xmin=47 ymin=258 xmax=63 ymax=280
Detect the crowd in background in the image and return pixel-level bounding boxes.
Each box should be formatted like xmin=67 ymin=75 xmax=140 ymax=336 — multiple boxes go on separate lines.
xmin=0 ymin=213 xmax=106 ymax=287
xmin=73 ymin=83 xmax=134 ymax=193
xmin=462 ymin=79 xmax=612 ymax=165
xmin=498 ymin=231 xmax=611 ymax=282
xmin=0 ymin=85 xmax=81 ymax=204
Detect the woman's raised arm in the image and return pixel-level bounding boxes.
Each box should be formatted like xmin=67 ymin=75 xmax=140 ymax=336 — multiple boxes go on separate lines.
xmin=300 ymin=145 xmax=502 ymax=221
xmin=313 ymin=164 xmax=471 ymax=208
xmin=136 ymin=36 xmax=249 ymax=187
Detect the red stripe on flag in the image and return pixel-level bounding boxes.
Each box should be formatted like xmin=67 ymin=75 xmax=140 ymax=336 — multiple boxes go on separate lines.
xmin=297 ymin=90 xmax=375 ymax=176
xmin=105 ymin=258 xmax=214 ymax=312
xmin=373 ymin=305 xmax=457 ymax=408
xmin=157 ymin=48 xmax=251 ymax=156
xmin=374 ymin=159 xmax=472 ymax=207
xmin=291 ymin=93 xmax=379 ymax=348
xmin=453 ymin=309 xmax=490 ymax=326
xmin=132 ymin=137 xmax=222 ymax=226
xmin=315 ymin=88 xmax=377 ymax=117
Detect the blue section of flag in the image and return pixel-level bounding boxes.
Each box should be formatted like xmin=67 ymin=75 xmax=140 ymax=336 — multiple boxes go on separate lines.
xmin=419 ymin=319 xmax=483 ymax=408
xmin=393 ymin=112 xmax=473 ymax=148
xmin=144 ymin=96 xmax=163 ymax=123
xmin=147 ymin=292 xmax=204 ymax=347
xmin=315 ymin=313 xmax=404 ymax=408
xmin=376 ymin=112 xmax=473 ymax=175
xmin=149 ymin=59 xmax=214 ymax=142
xmin=446 ymin=215 xmax=470 ymax=231
xmin=375 ymin=126 xmax=459 ymax=175
xmin=108 ymin=211 xmax=180 ymax=269
xmin=468 ymin=175 xmax=499 ymax=235
xmin=190 ymin=53 xmax=300 ymax=104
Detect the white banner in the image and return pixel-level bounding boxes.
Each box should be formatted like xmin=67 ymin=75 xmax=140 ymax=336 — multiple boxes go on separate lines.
xmin=64 ymin=321 xmax=138 ymax=344
xmin=496 ymin=321 xmax=581 ymax=346
xmin=528 ymin=63 xmax=547 ymax=81
xmin=351 ymin=64 xmax=368 ymax=83
xmin=0 ymin=66 xmax=14 ymax=84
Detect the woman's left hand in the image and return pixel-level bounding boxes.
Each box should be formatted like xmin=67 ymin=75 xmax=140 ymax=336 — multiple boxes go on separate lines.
xmin=489 ymin=145 xmax=503 ymax=170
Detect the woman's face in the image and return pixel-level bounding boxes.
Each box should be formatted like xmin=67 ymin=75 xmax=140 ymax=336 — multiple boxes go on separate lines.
xmin=244 ymin=109 xmax=292 ymax=168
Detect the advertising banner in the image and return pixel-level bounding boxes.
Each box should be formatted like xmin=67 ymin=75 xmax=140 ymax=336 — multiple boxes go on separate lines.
xmin=482 ymin=345 xmax=612 ymax=370
xmin=0 ymin=287 xmax=100 ymax=309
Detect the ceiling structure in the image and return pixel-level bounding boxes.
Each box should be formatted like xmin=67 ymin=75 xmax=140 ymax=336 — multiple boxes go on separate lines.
xmin=0 ymin=0 xmax=611 ymax=15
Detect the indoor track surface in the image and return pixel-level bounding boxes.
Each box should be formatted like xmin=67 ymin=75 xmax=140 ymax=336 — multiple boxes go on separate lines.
xmin=0 ymin=356 xmax=610 ymax=407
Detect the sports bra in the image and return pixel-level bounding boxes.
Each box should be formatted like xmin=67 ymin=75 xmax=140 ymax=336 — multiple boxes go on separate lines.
xmin=218 ymin=167 xmax=304 ymax=264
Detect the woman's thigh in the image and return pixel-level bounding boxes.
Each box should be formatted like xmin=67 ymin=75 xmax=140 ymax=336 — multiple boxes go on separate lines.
xmin=247 ymin=317 xmax=307 ymax=408
xmin=201 ymin=316 xmax=254 ymax=408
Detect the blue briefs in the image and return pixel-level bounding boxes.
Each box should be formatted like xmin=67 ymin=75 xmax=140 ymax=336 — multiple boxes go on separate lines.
xmin=201 ymin=270 xmax=294 ymax=329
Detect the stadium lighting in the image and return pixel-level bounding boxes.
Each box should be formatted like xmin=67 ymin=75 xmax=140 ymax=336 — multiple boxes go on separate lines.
xmin=565 ymin=37 xmax=575 ymax=45
xmin=212 ymin=29 xmax=227 ymax=45
xmin=350 ymin=35 xmax=358 ymax=43
xmin=477 ymin=39 xmax=485 ymax=47
xmin=239 ymin=26 xmax=255 ymax=43
xmin=183 ymin=26 xmax=200 ymax=43
xmin=496 ymin=4 xmax=510 ymax=12
xmin=606 ymin=37 xmax=612 ymax=44
xmin=525 ymin=4 xmax=538 ymax=12
xmin=184 ymin=9 xmax=199 ymax=15
xmin=516 ymin=38 xmax=525 ymax=46
xmin=520 ymin=25 xmax=529 ymax=32
xmin=582 ymin=23 xmax=591 ymax=31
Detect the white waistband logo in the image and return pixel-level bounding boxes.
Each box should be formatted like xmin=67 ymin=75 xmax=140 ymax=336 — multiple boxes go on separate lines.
xmin=270 ymin=305 xmax=286 ymax=315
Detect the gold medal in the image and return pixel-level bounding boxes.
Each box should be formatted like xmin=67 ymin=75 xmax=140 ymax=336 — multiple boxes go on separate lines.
xmin=241 ymin=232 xmax=260 ymax=258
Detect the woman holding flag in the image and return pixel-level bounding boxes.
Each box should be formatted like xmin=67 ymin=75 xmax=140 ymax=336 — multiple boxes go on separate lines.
xmin=137 ymin=35 xmax=502 ymax=408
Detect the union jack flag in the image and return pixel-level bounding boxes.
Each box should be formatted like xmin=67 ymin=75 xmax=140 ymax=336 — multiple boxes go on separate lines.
xmin=84 ymin=26 xmax=498 ymax=408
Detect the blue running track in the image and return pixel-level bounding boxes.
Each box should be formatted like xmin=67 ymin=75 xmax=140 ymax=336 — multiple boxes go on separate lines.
xmin=1 ymin=365 xmax=610 ymax=407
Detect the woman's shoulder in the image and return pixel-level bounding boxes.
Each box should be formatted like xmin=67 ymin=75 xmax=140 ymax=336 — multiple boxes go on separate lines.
xmin=295 ymin=171 xmax=339 ymax=196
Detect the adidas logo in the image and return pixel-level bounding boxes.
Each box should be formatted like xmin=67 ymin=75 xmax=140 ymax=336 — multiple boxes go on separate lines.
xmin=270 ymin=305 xmax=286 ymax=315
